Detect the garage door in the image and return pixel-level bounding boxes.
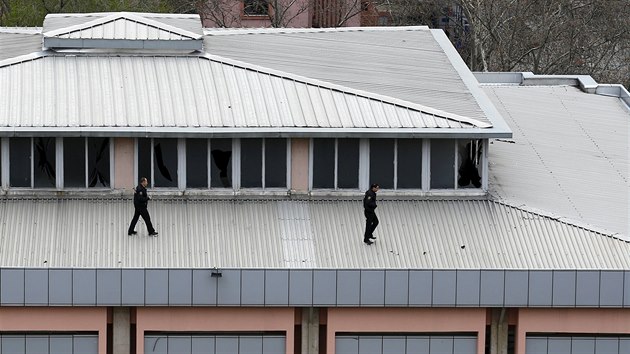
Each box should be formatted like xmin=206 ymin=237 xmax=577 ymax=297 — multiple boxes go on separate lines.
xmin=145 ymin=334 xmax=285 ymax=354
xmin=336 ymin=335 xmax=477 ymax=354
xmin=0 ymin=334 xmax=98 ymax=354
xmin=526 ymin=336 xmax=630 ymax=354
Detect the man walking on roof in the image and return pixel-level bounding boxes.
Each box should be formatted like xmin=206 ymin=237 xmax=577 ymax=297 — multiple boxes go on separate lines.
xmin=128 ymin=177 xmax=158 ymax=237
xmin=363 ymin=183 xmax=380 ymax=245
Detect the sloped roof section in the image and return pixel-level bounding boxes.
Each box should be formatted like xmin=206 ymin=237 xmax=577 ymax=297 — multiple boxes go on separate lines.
xmin=0 ymin=28 xmax=42 ymax=61
xmin=43 ymin=12 xmax=203 ymax=50
xmin=0 ymin=53 xmax=495 ymax=136
xmin=0 ymin=198 xmax=627 ymax=269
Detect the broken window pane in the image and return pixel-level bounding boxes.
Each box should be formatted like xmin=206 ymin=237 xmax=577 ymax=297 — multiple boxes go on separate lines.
xmin=137 ymin=138 xmax=151 ymax=185
xmin=153 ymin=138 xmax=178 ymax=188
xmin=458 ymin=139 xmax=483 ymax=188
xmin=313 ymin=138 xmax=334 ymax=189
xmin=64 ymin=138 xmax=86 ymax=188
xmin=430 ymin=139 xmax=455 ymax=189
xmin=370 ymin=139 xmax=394 ymax=189
xmin=33 ymin=137 xmax=56 ymax=188
xmin=186 ymin=139 xmax=208 ymax=188
xmin=397 ymin=139 xmax=422 ymax=189
xmin=88 ymin=137 xmax=110 ymax=188
xmin=265 ymin=138 xmax=286 ymax=188
xmin=337 ymin=139 xmax=359 ymax=189
xmin=210 ymin=139 xmax=232 ymax=188
xmin=10 ymin=138 xmax=31 ymax=187
xmin=241 ymin=138 xmax=263 ymax=188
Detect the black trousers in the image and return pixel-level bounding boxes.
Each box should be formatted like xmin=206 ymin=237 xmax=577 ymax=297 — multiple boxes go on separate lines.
xmin=128 ymin=207 xmax=155 ymax=234
xmin=364 ymin=210 xmax=379 ymax=241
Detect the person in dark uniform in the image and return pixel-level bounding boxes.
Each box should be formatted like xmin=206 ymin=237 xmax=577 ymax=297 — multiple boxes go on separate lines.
xmin=128 ymin=177 xmax=158 ymax=236
xmin=363 ymin=183 xmax=380 ymax=245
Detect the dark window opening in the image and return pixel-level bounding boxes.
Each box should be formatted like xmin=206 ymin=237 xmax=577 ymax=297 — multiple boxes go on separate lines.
xmin=397 ymin=139 xmax=422 ymax=189
xmin=210 ymin=139 xmax=232 ymax=188
xmin=370 ymin=139 xmax=394 ymax=189
xmin=64 ymin=138 xmax=86 ymax=188
xmin=457 ymin=139 xmax=482 ymax=188
xmin=34 ymin=137 xmax=56 ymax=188
xmin=241 ymin=138 xmax=263 ymax=188
xmin=337 ymin=139 xmax=359 ymax=189
xmin=265 ymin=138 xmax=286 ymax=188
xmin=88 ymin=137 xmax=110 ymax=188
xmin=153 ymin=138 xmax=178 ymax=188
xmin=430 ymin=139 xmax=455 ymax=189
xmin=10 ymin=138 xmax=31 ymax=187
xmin=243 ymin=0 xmax=268 ymax=15
xmin=313 ymin=138 xmax=335 ymax=188
xmin=137 ymin=138 xmax=151 ymax=185
xmin=186 ymin=139 xmax=208 ymax=188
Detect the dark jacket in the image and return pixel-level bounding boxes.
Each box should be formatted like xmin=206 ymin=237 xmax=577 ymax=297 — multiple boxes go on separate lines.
xmin=133 ymin=184 xmax=150 ymax=209
xmin=363 ymin=189 xmax=377 ymax=212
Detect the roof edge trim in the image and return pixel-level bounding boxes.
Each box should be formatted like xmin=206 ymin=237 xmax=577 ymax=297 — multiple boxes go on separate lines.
xmin=203 ymin=25 xmax=430 ymax=36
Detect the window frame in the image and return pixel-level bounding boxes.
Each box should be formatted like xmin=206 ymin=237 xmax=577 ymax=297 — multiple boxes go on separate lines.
xmin=309 ymin=138 xmax=362 ymax=191
xmin=59 ymin=137 xmax=114 ymax=189
xmin=242 ymin=0 xmax=270 ymax=17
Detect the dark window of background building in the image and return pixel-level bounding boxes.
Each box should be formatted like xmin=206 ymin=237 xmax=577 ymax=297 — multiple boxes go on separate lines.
xmin=88 ymin=137 xmax=110 ymax=188
xmin=337 ymin=139 xmax=360 ymax=189
xmin=10 ymin=138 xmax=31 ymax=187
xmin=186 ymin=139 xmax=208 ymax=188
xmin=241 ymin=138 xmax=263 ymax=188
xmin=369 ymin=139 xmax=395 ymax=189
xmin=210 ymin=139 xmax=232 ymax=188
xmin=33 ymin=137 xmax=56 ymax=188
xmin=397 ymin=139 xmax=422 ymax=189
xmin=265 ymin=138 xmax=287 ymax=188
xmin=243 ymin=0 xmax=268 ymax=15
xmin=153 ymin=138 xmax=178 ymax=188
xmin=430 ymin=139 xmax=455 ymax=189
xmin=313 ymin=138 xmax=335 ymax=188
xmin=64 ymin=138 xmax=85 ymax=188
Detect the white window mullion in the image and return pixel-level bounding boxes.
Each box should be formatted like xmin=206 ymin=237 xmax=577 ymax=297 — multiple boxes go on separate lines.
xmin=308 ymin=138 xmax=314 ymax=191
xmin=56 ymin=138 xmax=63 ymax=190
xmin=422 ymin=139 xmax=430 ymax=191
xmin=1 ymin=138 xmax=9 ymax=189
xmin=358 ymin=138 xmax=369 ymax=191
xmin=333 ymin=138 xmax=338 ymax=189
xmin=109 ymin=138 xmax=115 ymax=189
xmin=481 ymin=139 xmax=489 ymax=191
xmin=286 ymin=138 xmax=291 ymax=190
xmin=453 ymin=140 xmax=459 ymax=189
xmin=178 ymin=138 xmax=186 ymax=190
xmin=233 ymin=138 xmax=240 ymax=191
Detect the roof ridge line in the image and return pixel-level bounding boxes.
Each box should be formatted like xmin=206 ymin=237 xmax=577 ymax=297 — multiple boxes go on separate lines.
xmin=491 ymin=198 xmax=629 ymax=243
xmin=201 ymin=52 xmax=492 ymax=128
xmin=43 ymin=12 xmax=202 ymax=40
xmin=203 ymin=26 xmax=430 ymax=36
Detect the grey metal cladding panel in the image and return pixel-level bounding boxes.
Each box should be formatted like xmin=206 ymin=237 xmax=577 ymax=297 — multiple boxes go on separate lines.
xmin=432 ymin=270 xmax=456 ymax=306
xmin=216 ymin=336 xmax=239 ymax=353
xmin=454 ymin=337 xmax=477 ymax=354
xmin=168 ymin=336 xmax=192 ymax=353
xmin=25 ymin=269 xmax=48 ymax=305
xmin=552 ymin=271 xmax=576 ymax=307
xmin=2 ymin=336 xmax=25 ymax=353
xmin=262 ymin=336 xmax=285 ymax=354
xmin=2 ymin=268 xmax=25 ymax=305
xmin=121 ymin=269 xmax=143 ymax=305
xmin=49 ymin=269 xmax=72 ymax=305
xmin=548 ymin=337 xmax=571 ymax=354
xmin=525 ymin=337 xmax=547 ymax=354
xmin=241 ymin=270 xmax=265 ymax=305
xmin=192 ymin=269 xmax=217 ymax=305
xmin=192 ymin=337 xmax=215 ymax=354
xmin=600 ymin=271 xmax=624 ymax=307
xmin=73 ymin=269 xmax=96 ymax=305
xmin=480 ymin=270 xmax=504 ymax=306
xmin=409 ymin=270 xmax=432 ymax=306
xmin=336 ymin=336 xmax=359 ymax=354
xmin=358 ymin=336 xmax=381 ymax=354
xmin=504 ymin=271 xmax=528 ymax=306
xmin=576 ymin=271 xmax=600 ymax=307
xmin=361 ymin=270 xmax=385 ymax=306
xmin=620 ymin=339 xmax=630 ymax=354
xmin=337 ymin=270 xmax=360 ymax=306
xmin=169 ymin=269 xmax=192 ymax=305
xmin=313 ymin=270 xmax=337 ymax=306
xmin=240 ymin=336 xmax=262 ymax=353
xmin=407 ymin=336 xmax=430 ymax=353
xmin=265 ymin=270 xmax=289 ymax=306
xmin=572 ymin=338 xmax=595 ymax=354
xmin=145 ymin=336 xmax=167 ymax=354
xmin=456 ymin=270 xmax=480 ymax=306
xmin=50 ymin=336 xmax=73 ymax=354
xmin=625 ymin=272 xmax=630 ymax=308
xmin=528 ymin=271 xmax=552 ymax=306
xmin=146 ymin=269 xmax=169 ymax=305
xmin=289 ymin=270 xmax=313 ymax=306
xmin=26 ymin=336 xmax=48 ymax=354
xmin=217 ymin=270 xmax=241 ymax=306
xmin=385 ymin=270 xmax=409 ymax=306
xmin=430 ymin=337 xmax=453 ymax=353
xmin=98 ymin=269 xmax=122 ymax=306
xmin=595 ymin=338 xmax=618 ymax=354
xmin=383 ymin=337 xmax=406 ymax=354
xmin=73 ymin=335 xmax=98 ymax=354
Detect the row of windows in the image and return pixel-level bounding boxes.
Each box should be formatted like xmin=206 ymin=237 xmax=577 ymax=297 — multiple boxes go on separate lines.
xmin=0 ymin=137 xmax=485 ymax=191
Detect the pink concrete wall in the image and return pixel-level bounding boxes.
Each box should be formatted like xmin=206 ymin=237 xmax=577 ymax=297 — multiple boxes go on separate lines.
xmin=326 ymin=308 xmax=487 ymax=354
xmin=0 ymin=307 xmax=107 ymax=353
xmin=114 ymin=137 xmax=135 ymax=190
xmin=136 ymin=307 xmax=295 ymax=354
xmin=516 ymin=309 xmax=630 ymax=354
xmin=291 ymin=138 xmax=309 ymax=192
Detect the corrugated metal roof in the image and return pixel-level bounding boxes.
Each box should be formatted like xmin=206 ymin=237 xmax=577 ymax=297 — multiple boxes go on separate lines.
xmin=0 ymin=198 xmax=627 ymax=269
xmin=203 ymin=28 xmax=490 ymax=124
xmin=484 ymin=85 xmax=629 ymax=238
xmin=0 ymin=53 xmax=488 ymax=132
xmin=0 ymin=30 xmax=42 ymax=61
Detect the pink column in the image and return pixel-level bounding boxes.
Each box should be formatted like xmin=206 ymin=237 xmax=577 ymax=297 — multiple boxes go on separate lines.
xmin=515 ymin=309 xmax=630 ymax=354
xmin=114 ymin=137 xmax=135 ymax=190
xmin=0 ymin=307 xmax=107 ymax=353
xmin=135 ymin=307 xmax=295 ymax=354
xmin=326 ymin=308 xmax=487 ymax=354
xmin=291 ymin=138 xmax=309 ymax=192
